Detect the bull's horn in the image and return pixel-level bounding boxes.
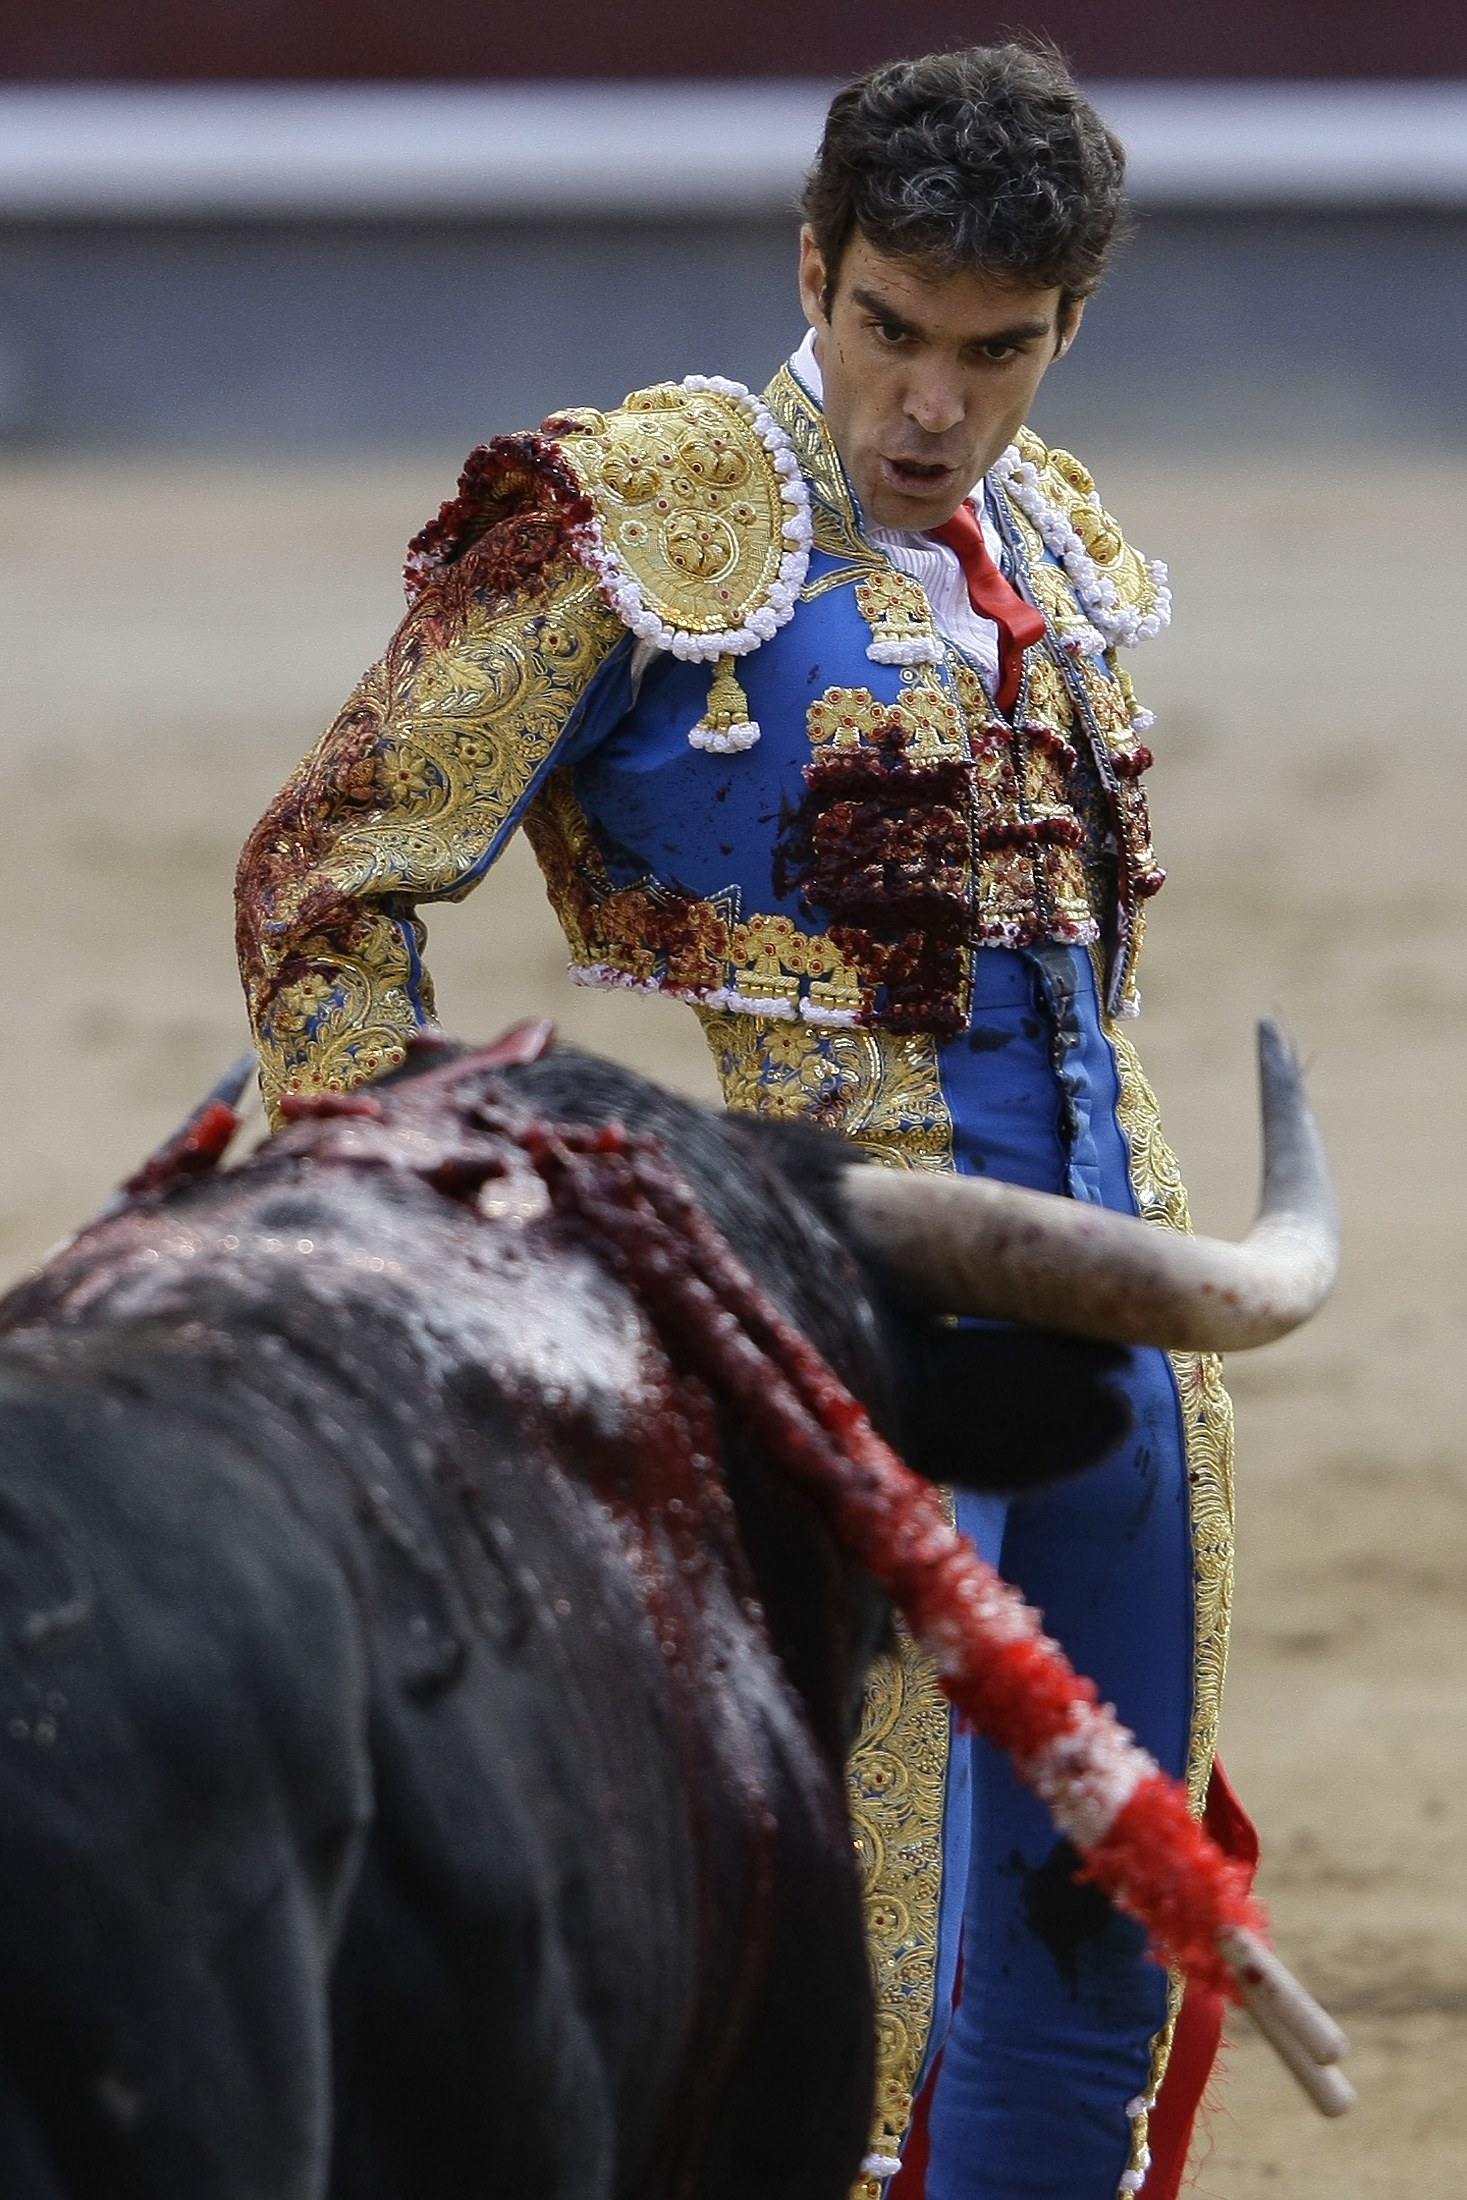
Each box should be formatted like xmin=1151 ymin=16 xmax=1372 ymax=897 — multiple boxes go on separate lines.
xmin=840 ymin=1021 xmax=1339 ymax=1352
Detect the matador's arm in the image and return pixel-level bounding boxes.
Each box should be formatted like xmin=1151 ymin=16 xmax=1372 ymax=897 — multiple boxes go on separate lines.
xmin=238 ymin=380 xmax=816 ymax=1119
xmin=235 ymin=437 xmax=630 ymax=1123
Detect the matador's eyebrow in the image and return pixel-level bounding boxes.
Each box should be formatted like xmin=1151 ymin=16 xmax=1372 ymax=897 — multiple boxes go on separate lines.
xmin=851 ymin=286 xmax=922 ymax=336
xmin=849 ymin=286 xmax=1054 ymax=351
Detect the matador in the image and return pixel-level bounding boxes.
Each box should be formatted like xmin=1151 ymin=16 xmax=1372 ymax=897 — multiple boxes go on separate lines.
xmin=237 ymin=45 xmax=1255 ymax=2200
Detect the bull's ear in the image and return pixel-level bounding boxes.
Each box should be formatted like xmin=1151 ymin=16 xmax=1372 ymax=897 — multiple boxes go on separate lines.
xmin=900 ymin=1325 xmax=1134 ymax=1496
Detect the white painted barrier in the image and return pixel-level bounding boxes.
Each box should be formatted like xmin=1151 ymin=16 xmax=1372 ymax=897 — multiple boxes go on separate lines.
xmin=0 ymin=81 xmax=1461 ymax=219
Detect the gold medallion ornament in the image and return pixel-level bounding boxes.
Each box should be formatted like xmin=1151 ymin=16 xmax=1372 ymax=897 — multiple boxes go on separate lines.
xmin=551 ymin=375 xmax=814 ymax=750
xmin=857 ymin=568 xmax=945 ymax=667
xmin=806 ymin=682 xmax=967 ymax=762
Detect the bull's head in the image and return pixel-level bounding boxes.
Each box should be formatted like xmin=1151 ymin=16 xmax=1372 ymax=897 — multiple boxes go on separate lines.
xmin=0 ymin=1014 xmax=1350 ymax=2163
xmin=839 ymin=1021 xmax=1338 ymax=1353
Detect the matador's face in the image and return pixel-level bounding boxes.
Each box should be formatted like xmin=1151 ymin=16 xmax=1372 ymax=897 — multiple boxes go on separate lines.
xmin=798 ymin=228 xmax=1083 ymax=532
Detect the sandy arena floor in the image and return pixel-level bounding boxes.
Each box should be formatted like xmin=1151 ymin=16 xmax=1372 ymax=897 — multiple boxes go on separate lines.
xmin=1 ymin=449 xmax=1464 ymax=2193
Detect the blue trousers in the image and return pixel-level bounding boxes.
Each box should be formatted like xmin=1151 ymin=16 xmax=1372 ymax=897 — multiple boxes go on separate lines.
xmin=920 ymin=949 xmax=1196 ymax=2199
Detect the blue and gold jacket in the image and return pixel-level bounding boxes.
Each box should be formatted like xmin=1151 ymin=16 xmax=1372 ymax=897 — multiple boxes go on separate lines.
xmin=236 ymin=366 xmax=1230 ymax=2186
xmin=238 ymin=364 xmax=1171 ymax=1151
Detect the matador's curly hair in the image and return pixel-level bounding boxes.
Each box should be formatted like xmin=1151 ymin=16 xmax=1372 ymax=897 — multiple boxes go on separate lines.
xmin=802 ymin=42 xmax=1130 ymax=314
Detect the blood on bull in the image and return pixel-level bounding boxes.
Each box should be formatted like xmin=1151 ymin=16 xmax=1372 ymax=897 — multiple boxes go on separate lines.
xmin=0 ymin=1019 xmax=1344 ymax=2198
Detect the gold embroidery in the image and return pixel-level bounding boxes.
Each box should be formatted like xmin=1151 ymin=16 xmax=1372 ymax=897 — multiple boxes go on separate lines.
xmin=1111 ymin=661 xmax=1145 ymax=731
xmin=1002 ymin=511 xmax=1155 ymax=785
xmin=856 ymin=567 xmax=942 ymax=660
xmin=726 ymin=916 xmax=801 ymax=1005
xmin=801 ymin=561 xmax=878 ymax=602
xmin=696 ymin=1011 xmax=954 ymax=1171
xmin=993 ymin=487 xmax=1164 ymax=1018
xmin=849 ymin=1620 xmax=954 ymax=2190
xmin=555 ymin=383 xmax=790 ymax=637
xmin=765 ymin=373 xmax=1145 ymax=984
xmin=1010 ymin=427 xmax=1170 ymax=637
xmin=520 ymin=768 xmax=607 ymax=968
xmin=523 ymin=785 xmax=877 ymax=1020
xmin=245 ymin=560 xmax=624 ymax=1122
xmin=334 ymin=589 xmax=617 ymax=895
xmin=807 ymin=682 xmax=968 ymax=761
xmin=1020 ymin=649 xmax=1077 ymax=735
xmin=1107 ymin=1018 xmax=1193 ymax=1235
xmin=527 ymin=776 xmax=876 ymax=1016
xmin=693 ymin=654 xmax=757 ymax=744
xmin=1106 ymin=1014 xmax=1239 ymax=1782
xmin=1017 ymin=545 xmax=1109 ymax=659
xmin=762 ymin=366 xmax=877 ymax=564
xmin=1170 ymin=1349 xmax=1235 ymax=1809
xmin=726 ymin=914 xmax=865 ymax=1015
xmin=529 ymin=771 xmax=741 ymax=995
xmin=1106 ymin=1010 xmax=1237 ymax=2175
xmin=257 ymin=910 xmax=429 ymax=1111
xmin=945 ymin=657 xmax=1098 ymax=949
xmin=1091 ymin=653 xmax=1140 ymax=741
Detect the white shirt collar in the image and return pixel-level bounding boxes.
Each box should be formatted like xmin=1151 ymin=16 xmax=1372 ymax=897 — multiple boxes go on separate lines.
xmin=791 ymin=326 xmax=824 ymax=401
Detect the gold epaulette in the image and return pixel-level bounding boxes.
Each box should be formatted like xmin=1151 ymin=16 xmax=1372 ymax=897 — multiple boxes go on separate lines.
xmin=549 ymin=377 xmax=814 ymax=747
xmin=1008 ymin=426 xmax=1170 ymax=642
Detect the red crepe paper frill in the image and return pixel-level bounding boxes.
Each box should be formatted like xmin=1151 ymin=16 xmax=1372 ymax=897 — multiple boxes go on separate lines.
xmin=121 ymin=1100 xmax=242 ymax=1198
xmin=515 ymin=1113 xmax=1265 ymax=1997
xmin=402 ymin=434 xmax=597 ymax=604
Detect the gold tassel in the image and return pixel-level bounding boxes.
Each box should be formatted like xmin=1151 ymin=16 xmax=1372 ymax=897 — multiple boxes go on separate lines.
xmin=688 ymin=655 xmax=760 ymax=753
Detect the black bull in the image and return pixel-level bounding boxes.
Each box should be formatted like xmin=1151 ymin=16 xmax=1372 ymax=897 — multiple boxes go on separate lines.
xmin=0 ymin=1040 xmax=1133 ymax=2200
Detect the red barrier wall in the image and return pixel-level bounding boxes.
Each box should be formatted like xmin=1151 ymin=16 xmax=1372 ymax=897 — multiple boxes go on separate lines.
xmin=3 ymin=1 xmax=1463 ymax=83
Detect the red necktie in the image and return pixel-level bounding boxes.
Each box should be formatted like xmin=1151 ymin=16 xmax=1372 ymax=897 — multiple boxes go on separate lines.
xmin=928 ymin=499 xmax=1047 ymax=716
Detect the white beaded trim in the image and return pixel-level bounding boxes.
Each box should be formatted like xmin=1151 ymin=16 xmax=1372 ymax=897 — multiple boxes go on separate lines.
xmin=990 ymin=446 xmax=1171 ymax=648
xmin=567 ymin=964 xmax=671 ymax=998
xmin=703 ymin=988 xmax=797 ymax=1019
xmin=977 ymin=915 xmax=1101 ymax=951
xmin=687 ymin=720 xmax=760 ymax=754
xmin=567 ymin=964 xmax=860 ymax=1026
xmin=575 ymin=373 xmax=814 ymax=664
xmin=866 ymin=634 xmax=944 ymax=667
xmin=861 ymin=2155 xmax=905 ymax=2182
xmin=1116 ymin=2091 xmax=1157 ymax=2198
